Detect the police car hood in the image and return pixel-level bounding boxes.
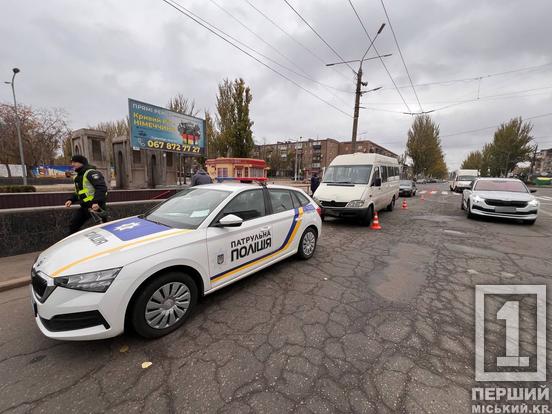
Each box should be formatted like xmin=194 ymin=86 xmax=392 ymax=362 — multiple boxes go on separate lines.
xmin=36 ymin=217 xmax=197 ymax=278
xmin=314 ymin=182 xmax=367 ymax=203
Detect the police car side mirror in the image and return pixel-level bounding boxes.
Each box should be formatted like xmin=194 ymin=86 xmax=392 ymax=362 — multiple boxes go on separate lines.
xmin=372 ymin=178 xmax=382 ymax=187
xmin=218 ymin=214 xmax=243 ymax=227
xmin=530 ymin=189 xmax=537 ymax=193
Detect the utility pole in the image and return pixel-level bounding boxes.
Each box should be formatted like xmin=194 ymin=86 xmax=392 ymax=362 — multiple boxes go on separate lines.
xmin=351 ymin=64 xmax=363 ymax=153
xmin=325 ymin=24 xmax=387 ymax=155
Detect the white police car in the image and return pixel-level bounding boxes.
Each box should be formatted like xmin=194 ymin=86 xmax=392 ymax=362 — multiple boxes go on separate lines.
xmin=31 ymin=183 xmax=322 ymax=340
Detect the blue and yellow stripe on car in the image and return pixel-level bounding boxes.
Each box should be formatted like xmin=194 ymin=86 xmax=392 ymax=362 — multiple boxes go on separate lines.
xmin=210 ymin=207 xmax=304 ymax=284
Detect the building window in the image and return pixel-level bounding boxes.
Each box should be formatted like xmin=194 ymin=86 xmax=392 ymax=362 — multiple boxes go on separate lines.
xmin=217 ymin=167 xmax=229 ymax=177
xmin=132 ymin=150 xmax=141 ymax=164
xmin=250 ymin=167 xmax=264 ymax=177
xmin=166 ymin=152 xmax=173 ymax=167
xmin=91 ymin=139 xmax=102 ymax=161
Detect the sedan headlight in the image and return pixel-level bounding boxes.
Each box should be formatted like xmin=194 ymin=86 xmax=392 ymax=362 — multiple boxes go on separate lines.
xmin=54 ymin=268 xmax=122 ymax=293
xmin=528 ymin=199 xmax=539 ymax=207
xmin=346 ymin=200 xmax=365 ymax=208
xmin=472 ymin=195 xmax=485 ymax=203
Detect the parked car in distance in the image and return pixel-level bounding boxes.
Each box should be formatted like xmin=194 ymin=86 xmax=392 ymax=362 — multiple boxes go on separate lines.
xmin=450 ymin=169 xmax=479 ymax=192
xmin=461 ymin=177 xmax=539 ymax=224
xmin=399 ymin=180 xmax=417 ymax=197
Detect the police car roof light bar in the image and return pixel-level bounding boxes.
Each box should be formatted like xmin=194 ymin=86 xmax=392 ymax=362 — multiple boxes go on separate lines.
xmin=215 ymin=176 xmax=268 ymax=185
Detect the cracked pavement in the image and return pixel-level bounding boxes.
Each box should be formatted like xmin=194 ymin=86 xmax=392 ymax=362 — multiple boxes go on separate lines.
xmin=1 ymin=183 xmax=551 ymax=413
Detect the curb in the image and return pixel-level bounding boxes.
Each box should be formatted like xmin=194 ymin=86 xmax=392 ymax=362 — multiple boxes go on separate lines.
xmin=0 ymin=276 xmax=30 ymax=292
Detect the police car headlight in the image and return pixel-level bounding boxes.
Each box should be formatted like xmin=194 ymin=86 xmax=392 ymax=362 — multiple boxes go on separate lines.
xmin=54 ymin=268 xmax=122 ymax=293
xmin=528 ymin=199 xmax=539 ymax=207
xmin=346 ymin=200 xmax=365 ymax=208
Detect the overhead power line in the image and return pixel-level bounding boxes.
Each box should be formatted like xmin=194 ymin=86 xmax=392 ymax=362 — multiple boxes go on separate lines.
xmin=244 ymin=0 xmax=352 ymax=83
xmin=440 ymin=112 xmax=552 ymax=138
xmin=379 ymin=62 xmax=552 ymax=91
xmin=209 ymin=0 xmax=309 ymax=78
xmin=347 ymin=0 xmax=411 ymax=113
xmin=283 ymin=0 xmax=357 ymax=74
xmin=379 ymin=0 xmax=423 ymax=113
xmin=159 ymin=0 xmax=352 ymax=118
xmin=204 ymin=1 xmax=354 ymax=103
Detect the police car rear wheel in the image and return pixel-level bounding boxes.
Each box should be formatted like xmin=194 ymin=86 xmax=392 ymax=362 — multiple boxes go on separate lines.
xmin=298 ymin=228 xmax=317 ymax=259
xmin=130 ymin=272 xmax=198 ymax=338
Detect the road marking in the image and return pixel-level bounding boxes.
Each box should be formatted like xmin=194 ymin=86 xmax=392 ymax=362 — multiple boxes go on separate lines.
xmin=536 ymin=196 xmax=552 ymax=201
xmin=430 ymin=191 xmax=438 ymax=195
xmin=441 ymin=191 xmax=448 ymax=195
xmin=419 ymin=190 xmax=427 ymax=194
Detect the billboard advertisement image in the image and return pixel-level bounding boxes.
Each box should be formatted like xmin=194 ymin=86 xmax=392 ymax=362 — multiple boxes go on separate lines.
xmin=128 ymin=98 xmax=206 ymax=155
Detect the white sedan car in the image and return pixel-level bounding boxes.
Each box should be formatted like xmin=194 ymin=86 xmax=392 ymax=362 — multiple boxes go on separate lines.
xmin=31 ymin=183 xmax=322 ymax=340
xmin=461 ymin=177 xmax=539 ymax=224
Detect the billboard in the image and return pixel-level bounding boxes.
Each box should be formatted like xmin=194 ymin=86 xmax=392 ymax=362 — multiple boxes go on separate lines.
xmin=31 ymin=165 xmax=72 ymax=178
xmin=128 ymin=98 xmax=206 ymax=155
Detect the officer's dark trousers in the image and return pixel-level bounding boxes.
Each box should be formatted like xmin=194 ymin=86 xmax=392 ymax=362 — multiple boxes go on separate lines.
xmin=69 ymin=202 xmax=108 ymax=235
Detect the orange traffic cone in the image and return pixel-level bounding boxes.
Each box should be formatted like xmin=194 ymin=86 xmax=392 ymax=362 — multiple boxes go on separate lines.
xmin=402 ymin=199 xmax=408 ymax=209
xmin=371 ymin=211 xmax=382 ymax=230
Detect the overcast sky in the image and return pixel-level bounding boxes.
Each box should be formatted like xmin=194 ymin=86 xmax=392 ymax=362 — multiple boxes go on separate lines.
xmin=2 ymin=0 xmax=551 ymax=170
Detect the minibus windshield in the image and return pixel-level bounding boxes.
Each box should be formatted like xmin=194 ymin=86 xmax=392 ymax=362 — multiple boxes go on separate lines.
xmin=323 ymin=165 xmax=373 ymax=184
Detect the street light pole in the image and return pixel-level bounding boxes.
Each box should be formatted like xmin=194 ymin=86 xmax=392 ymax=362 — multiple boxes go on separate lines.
xmin=8 ymin=68 xmax=27 ymax=185
xmin=294 ymin=136 xmax=302 ymax=181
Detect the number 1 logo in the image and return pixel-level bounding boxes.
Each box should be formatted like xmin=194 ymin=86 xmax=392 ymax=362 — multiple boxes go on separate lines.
xmin=475 ymin=285 xmax=546 ymax=382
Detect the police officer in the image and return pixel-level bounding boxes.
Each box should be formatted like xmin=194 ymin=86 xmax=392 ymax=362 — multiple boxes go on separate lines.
xmin=64 ymin=155 xmax=108 ymax=234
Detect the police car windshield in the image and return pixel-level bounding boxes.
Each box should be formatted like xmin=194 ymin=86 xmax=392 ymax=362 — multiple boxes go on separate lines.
xmin=146 ymin=188 xmax=231 ymax=229
xmin=323 ymin=165 xmax=372 ymax=184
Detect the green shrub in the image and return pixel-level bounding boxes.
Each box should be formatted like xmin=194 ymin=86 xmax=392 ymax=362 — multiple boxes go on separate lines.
xmin=0 ymin=185 xmax=37 ymax=193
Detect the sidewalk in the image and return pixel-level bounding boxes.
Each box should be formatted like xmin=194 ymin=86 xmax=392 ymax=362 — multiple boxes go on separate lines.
xmin=0 ymin=251 xmax=38 ymax=291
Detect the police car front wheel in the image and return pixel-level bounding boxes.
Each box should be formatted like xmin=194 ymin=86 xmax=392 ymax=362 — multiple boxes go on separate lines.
xmin=297 ymin=227 xmax=317 ymax=259
xmin=129 ymin=272 xmax=198 ymax=338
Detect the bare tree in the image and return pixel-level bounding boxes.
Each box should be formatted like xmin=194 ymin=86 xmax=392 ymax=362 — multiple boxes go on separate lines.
xmin=167 ymin=94 xmax=199 ymax=116
xmin=0 ymin=103 xmax=69 ymax=175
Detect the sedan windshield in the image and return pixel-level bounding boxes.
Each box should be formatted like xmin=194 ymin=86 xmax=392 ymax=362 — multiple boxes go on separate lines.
xmin=458 ymin=175 xmax=477 ymax=181
xmin=323 ymin=165 xmax=373 ymax=184
xmin=400 ymin=180 xmax=412 ymax=186
xmin=146 ymin=188 xmax=231 ymax=229
xmin=474 ymin=180 xmax=528 ymax=193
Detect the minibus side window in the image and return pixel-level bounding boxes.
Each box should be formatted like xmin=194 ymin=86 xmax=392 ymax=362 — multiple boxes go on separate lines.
xmin=381 ymin=165 xmax=388 ymax=183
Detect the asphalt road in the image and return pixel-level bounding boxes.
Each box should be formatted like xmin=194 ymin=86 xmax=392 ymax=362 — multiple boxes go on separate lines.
xmin=1 ymin=183 xmax=551 ymax=413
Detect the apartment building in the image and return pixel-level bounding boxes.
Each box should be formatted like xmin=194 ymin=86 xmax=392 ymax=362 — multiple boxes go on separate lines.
xmin=534 ymin=148 xmax=552 ymax=175
xmin=252 ymin=138 xmax=397 ymax=178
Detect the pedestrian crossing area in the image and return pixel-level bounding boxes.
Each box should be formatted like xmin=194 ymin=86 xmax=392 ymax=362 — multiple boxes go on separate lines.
xmin=418 ymin=190 xmax=447 ymax=195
